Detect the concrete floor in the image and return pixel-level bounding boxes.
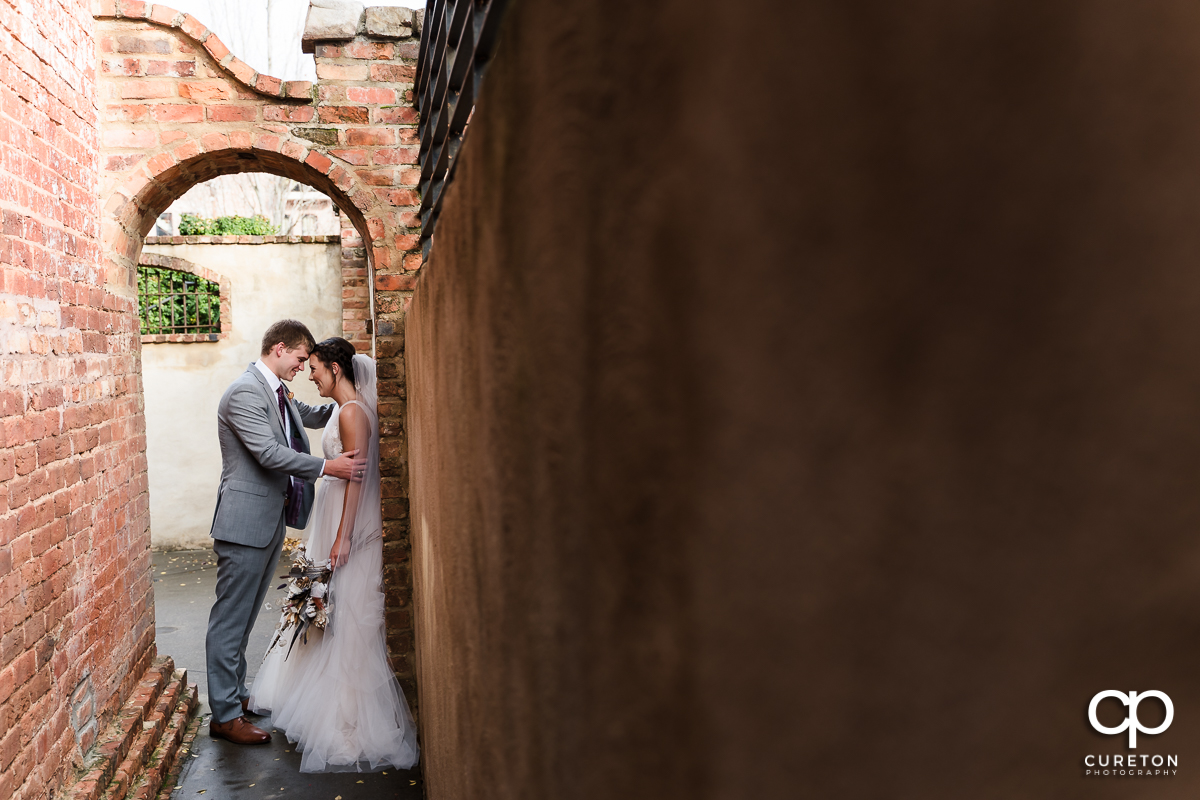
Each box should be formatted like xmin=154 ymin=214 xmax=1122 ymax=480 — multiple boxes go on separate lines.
xmin=152 ymin=549 xmax=423 ymax=799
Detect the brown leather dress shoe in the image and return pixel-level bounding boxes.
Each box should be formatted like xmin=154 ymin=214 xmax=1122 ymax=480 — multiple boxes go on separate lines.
xmin=209 ymin=716 xmax=271 ymax=745
xmin=241 ymin=697 xmax=250 ymax=713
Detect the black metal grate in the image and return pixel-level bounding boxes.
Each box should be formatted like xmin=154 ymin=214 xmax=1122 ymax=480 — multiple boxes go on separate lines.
xmin=415 ymin=0 xmax=511 ymax=258
xmin=137 ymin=266 xmax=221 ymax=335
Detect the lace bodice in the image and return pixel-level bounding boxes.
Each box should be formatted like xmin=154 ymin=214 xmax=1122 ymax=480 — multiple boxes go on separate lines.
xmin=321 ymin=404 xmax=344 ymax=459
xmin=320 ymin=400 xmax=371 ymax=460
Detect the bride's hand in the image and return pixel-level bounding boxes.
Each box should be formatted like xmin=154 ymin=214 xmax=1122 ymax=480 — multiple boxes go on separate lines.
xmin=330 ymin=535 xmax=349 ymax=569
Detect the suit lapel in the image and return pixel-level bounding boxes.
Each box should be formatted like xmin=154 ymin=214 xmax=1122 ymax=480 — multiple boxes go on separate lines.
xmin=283 ymin=393 xmax=311 ymax=453
xmin=246 ymin=365 xmax=288 ymax=444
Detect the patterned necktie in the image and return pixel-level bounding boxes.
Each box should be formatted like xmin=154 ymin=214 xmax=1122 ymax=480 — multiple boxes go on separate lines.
xmin=277 ymin=385 xmax=304 ymax=526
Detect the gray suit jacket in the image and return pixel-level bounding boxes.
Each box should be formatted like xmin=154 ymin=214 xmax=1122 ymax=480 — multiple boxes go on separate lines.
xmin=209 ymin=364 xmax=335 ymax=547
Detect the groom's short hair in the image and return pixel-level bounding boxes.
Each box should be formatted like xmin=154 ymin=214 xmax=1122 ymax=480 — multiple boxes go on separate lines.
xmin=261 ymin=319 xmax=316 ymax=355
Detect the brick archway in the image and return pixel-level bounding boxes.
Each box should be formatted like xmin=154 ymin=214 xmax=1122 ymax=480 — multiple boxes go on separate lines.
xmin=108 ymin=146 xmax=378 ymax=346
xmin=93 ymin=1 xmax=423 ymax=696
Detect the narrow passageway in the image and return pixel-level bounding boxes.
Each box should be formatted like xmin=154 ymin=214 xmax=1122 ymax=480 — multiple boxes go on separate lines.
xmin=152 ymin=551 xmax=422 ymax=799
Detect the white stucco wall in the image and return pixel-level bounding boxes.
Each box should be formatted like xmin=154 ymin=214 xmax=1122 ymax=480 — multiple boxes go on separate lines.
xmin=140 ymin=241 xmax=343 ymax=549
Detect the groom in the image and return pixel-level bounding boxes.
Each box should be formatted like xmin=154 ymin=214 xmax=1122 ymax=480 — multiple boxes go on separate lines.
xmin=205 ymin=319 xmax=364 ymax=744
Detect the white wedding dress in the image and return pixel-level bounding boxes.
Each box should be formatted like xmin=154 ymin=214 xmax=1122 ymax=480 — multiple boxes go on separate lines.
xmin=249 ymin=356 xmax=419 ymax=773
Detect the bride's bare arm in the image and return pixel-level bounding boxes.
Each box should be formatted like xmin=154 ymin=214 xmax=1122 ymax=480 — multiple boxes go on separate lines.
xmin=330 ymin=403 xmax=369 ymax=569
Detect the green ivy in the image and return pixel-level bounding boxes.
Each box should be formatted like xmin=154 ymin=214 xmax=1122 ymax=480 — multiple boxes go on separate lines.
xmin=178 ymin=213 xmax=278 ymax=236
xmin=138 ymin=266 xmax=221 ymax=335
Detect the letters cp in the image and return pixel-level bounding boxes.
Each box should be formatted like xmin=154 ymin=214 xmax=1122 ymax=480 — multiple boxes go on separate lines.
xmin=1088 ymin=690 xmax=1173 ymax=748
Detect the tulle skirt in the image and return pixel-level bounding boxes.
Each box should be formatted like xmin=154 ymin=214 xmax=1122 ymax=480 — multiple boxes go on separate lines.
xmin=249 ymin=477 xmax=420 ymax=772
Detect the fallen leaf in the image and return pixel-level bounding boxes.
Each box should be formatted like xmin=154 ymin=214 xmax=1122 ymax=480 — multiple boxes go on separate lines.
xmin=356 ymin=780 xmax=363 ymax=784
xmin=249 ymin=784 xmax=255 ymax=788
xmin=197 ymin=792 xmax=206 ymax=795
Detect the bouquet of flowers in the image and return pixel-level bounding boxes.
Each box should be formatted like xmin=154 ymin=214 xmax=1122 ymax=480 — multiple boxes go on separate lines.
xmin=266 ymin=553 xmax=333 ymax=659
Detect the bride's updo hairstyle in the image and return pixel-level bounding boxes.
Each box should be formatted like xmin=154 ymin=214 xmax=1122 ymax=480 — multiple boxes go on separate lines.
xmin=311 ymin=337 xmax=357 ymax=388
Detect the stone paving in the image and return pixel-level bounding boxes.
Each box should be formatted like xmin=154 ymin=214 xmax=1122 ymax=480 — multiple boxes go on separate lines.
xmin=152 ymin=550 xmax=422 ymax=799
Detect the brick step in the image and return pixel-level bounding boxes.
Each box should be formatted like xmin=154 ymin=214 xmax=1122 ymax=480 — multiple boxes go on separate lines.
xmin=66 ymin=657 xmax=197 ymax=800
xmin=130 ymin=681 xmax=199 ymax=800
xmin=153 ymin=705 xmax=204 ymax=800
xmin=67 ymin=657 xmax=176 ymax=800
xmin=98 ymin=668 xmax=193 ymax=800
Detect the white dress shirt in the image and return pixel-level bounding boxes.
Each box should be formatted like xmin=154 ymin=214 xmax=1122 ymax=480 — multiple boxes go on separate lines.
xmin=254 ymin=359 xmax=326 ymax=475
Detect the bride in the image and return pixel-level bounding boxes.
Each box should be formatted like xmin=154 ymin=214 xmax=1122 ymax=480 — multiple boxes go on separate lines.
xmin=249 ymin=337 xmax=419 ymax=773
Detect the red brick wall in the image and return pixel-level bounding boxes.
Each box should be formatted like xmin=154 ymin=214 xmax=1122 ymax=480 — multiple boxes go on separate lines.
xmin=0 ymin=2 xmax=157 ymax=799
xmin=339 ymin=212 xmax=371 ymax=352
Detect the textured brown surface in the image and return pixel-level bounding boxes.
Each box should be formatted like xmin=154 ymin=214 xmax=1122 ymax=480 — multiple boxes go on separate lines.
xmin=407 ymin=1 xmax=1200 ymax=798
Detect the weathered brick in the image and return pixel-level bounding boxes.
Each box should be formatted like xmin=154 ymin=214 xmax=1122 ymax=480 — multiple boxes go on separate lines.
xmin=316 ymin=62 xmax=370 ymax=81
xmin=228 ymin=130 xmax=253 ymax=149
xmin=144 ymin=60 xmax=195 ymax=77
xmin=148 ymin=4 xmax=179 ymax=26
xmin=344 ymin=41 xmax=394 ymax=60
xmin=305 ymin=150 xmax=334 ymax=174
xmin=251 ymin=134 xmax=282 ymax=153
xmin=284 ymin=81 xmax=313 ymax=99
xmin=318 ymin=106 xmax=370 ymax=124
xmin=102 ymin=129 xmax=158 ymax=149
xmin=206 ymin=106 xmax=257 ymax=122
xmin=120 ymin=81 xmax=174 ymax=99
xmin=151 ymin=105 xmax=203 ymax=123
xmin=172 ymin=139 xmax=202 ymax=162
xmin=351 ymin=167 xmax=393 ymax=186
xmin=370 ymin=63 xmax=416 ymax=82
xmin=331 ymin=149 xmax=369 ymax=166
xmin=375 ymin=106 xmax=419 ymax=125
xmin=203 ymin=33 xmax=230 ymax=63
xmin=101 ymin=58 xmax=143 ymax=77
xmin=347 ymin=86 xmax=398 ymax=104
xmin=226 ymin=57 xmax=257 ymax=87
xmin=264 ymin=105 xmax=314 ymax=123
xmin=179 ymin=14 xmax=207 ymax=41
xmin=376 ymin=273 xmax=417 ymax=291
xmin=200 ymin=132 xmax=230 ymax=152
xmin=255 ymin=74 xmax=283 ymax=96
xmin=373 ymin=146 xmax=418 ymax=164
xmin=104 ymin=104 xmax=149 ymax=122
xmin=177 ymin=81 xmax=235 ymax=101
xmin=347 ymin=128 xmax=396 ymax=146
xmin=115 ymin=35 xmax=170 ymax=55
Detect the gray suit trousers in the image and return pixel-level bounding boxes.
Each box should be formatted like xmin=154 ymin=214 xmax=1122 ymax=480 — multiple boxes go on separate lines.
xmin=205 ymin=511 xmax=287 ymax=724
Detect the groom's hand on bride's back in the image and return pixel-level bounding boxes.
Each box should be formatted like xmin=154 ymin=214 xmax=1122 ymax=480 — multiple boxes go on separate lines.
xmin=325 ymin=450 xmax=368 ymax=482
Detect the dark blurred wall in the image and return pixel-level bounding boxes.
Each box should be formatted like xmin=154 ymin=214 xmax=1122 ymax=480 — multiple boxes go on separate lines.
xmin=406 ymin=1 xmax=1200 ymax=797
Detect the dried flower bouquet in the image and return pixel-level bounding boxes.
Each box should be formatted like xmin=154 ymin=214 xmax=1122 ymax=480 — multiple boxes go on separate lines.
xmin=266 ymin=553 xmax=333 ymax=659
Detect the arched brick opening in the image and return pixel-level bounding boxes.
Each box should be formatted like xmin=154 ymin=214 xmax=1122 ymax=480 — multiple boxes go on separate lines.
xmin=94 ymin=2 xmax=424 ymax=702
xmin=106 ymin=145 xmax=379 ymax=325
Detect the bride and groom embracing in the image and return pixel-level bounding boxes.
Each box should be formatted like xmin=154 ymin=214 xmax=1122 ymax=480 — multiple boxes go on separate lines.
xmin=204 ymin=319 xmax=419 ymax=773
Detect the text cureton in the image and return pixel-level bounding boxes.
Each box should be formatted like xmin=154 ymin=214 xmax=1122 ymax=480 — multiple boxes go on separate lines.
xmin=1085 ymin=755 xmax=1177 ymax=768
